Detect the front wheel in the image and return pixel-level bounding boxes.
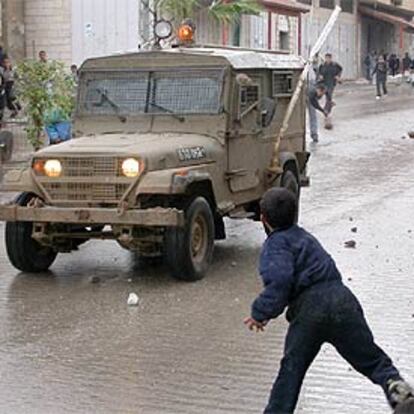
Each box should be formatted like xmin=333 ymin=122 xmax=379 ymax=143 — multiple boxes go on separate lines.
xmin=5 ymin=192 xmax=57 ymax=273
xmin=165 ymin=197 xmax=215 ymax=282
xmin=282 ymin=169 xmax=300 ymax=223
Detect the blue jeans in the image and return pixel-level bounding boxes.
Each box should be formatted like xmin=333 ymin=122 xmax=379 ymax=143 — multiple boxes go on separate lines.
xmin=45 ymin=121 xmax=72 ymax=145
xmin=264 ymin=282 xmax=401 ymax=413
xmin=308 ymin=102 xmax=318 ymax=140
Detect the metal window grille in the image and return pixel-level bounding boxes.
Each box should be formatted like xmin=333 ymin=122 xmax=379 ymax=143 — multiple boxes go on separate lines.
xmin=80 ymin=70 xmax=223 ymax=116
xmin=297 ymin=0 xmax=312 ymax=5
xmin=340 ymin=0 xmax=354 ymax=13
xmin=82 ymin=72 xmax=148 ymax=115
xmin=240 ymin=85 xmax=259 ymax=113
xmin=273 ymin=72 xmax=294 ymax=97
xmin=149 ymin=72 xmax=221 ymax=114
xmin=319 ymin=0 xmax=335 ymax=9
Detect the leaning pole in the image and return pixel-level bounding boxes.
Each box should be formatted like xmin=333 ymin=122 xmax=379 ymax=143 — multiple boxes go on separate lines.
xmin=268 ymin=5 xmax=342 ymax=175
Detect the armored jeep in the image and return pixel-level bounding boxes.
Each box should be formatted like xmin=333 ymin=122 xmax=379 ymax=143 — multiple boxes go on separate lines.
xmin=0 ymin=45 xmax=309 ymax=281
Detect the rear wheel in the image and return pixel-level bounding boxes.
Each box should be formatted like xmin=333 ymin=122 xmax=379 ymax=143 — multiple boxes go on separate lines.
xmin=5 ymin=192 xmax=57 ymax=272
xmin=165 ymin=197 xmax=215 ymax=281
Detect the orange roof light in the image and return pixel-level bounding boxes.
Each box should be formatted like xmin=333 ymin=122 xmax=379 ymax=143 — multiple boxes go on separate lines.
xmin=177 ymin=20 xmax=196 ymax=44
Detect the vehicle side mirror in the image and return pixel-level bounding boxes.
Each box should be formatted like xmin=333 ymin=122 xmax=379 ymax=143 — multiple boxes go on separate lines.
xmin=258 ymin=97 xmax=277 ymax=128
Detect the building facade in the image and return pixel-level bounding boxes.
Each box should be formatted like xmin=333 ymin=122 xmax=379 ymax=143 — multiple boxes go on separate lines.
xmin=296 ymin=0 xmax=414 ymax=77
xmin=1 ymin=0 xmax=141 ymax=65
xmin=1 ymin=0 xmax=308 ymax=65
xmin=2 ymin=0 xmax=414 ymax=78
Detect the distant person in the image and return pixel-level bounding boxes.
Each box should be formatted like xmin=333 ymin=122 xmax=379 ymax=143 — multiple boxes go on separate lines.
xmin=373 ymin=55 xmax=388 ymax=99
xmin=402 ymin=52 xmax=411 ymax=72
xmin=389 ymin=54 xmax=399 ymax=77
xmin=318 ymin=53 xmax=342 ymax=115
xmin=244 ymin=187 xmax=414 ymax=414
xmin=0 ymin=45 xmax=7 ymax=66
xmin=1 ymin=57 xmax=21 ymax=118
xmin=70 ymin=64 xmax=79 ymax=84
xmin=402 ymin=52 xmax=412 ymax=81
xmin=364 ymin=53 xmax=372 ymax=81
xmin=308 ymin=82 xmax=328 ymax=143
xmin=39 ymin=50 xmax=48 ymax=63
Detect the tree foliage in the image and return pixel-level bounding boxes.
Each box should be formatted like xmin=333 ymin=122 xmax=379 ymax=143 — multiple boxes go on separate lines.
xmin=155 ymin=0 xmax=262 ymax=26
xmin=15 ymin=60 xmax=75 ymax=150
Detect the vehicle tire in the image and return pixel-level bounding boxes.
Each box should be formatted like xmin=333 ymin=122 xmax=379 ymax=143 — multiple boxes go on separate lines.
xmin=165 ymin=197 xmax=215 ymax=282
xmin=282 ymin=169 xmax=300 ymax=223
xmin=5 ymin=192 xmax=57 ymax=273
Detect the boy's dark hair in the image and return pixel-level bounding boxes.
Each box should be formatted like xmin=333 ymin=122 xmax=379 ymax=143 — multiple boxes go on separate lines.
xmin=325 ymin=53 xmax=332 ymax=57
xmin=395 ymin=399 xmax=414 ymax=414
xmin=260 ymin=188 xmax=297 ymax=230
xmin=316 ymin=82 xmax=326 ymax=91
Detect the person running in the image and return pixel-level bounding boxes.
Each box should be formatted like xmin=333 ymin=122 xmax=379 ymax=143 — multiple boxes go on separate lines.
xmin=318 ymin=53 xmax=342 ymax=115
xmin=244 ymin=188 xmax=414 ymax=414
xmin=373 ymin=55 xmax=388 ymax=99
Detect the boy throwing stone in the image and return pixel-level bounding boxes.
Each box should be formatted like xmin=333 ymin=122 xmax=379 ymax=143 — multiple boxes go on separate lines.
xmin=244 ymin=188 xmax=413 ymax=413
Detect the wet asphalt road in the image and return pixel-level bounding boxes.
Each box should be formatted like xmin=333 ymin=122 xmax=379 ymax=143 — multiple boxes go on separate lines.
xmin=0 ymin=83 xmax=414 ymax=414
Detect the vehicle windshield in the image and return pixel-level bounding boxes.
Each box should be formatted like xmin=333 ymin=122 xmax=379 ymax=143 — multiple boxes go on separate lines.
xmin=79 ymin=69 xmax=224 ymax=116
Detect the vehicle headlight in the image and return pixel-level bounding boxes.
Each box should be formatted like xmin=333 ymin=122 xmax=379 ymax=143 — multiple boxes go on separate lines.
xmin=154 ymin=19 xmax=173 ymax=40
xmin=44 ymin=159 xmax=62 ymax=178
xmin=121 ymin=158 xmax=140 ymax=178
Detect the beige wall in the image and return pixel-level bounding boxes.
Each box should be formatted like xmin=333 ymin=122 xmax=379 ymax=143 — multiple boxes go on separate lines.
xmin=24 ymin=0 xmax=72 ymax=63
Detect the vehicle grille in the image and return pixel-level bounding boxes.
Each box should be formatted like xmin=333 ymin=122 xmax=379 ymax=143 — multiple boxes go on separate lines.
xmin=43 ymin=182 xmax=130 ymax=203
xmin=62 ymin=157 xmax=121 ymax=177
xmin=40 ymin=157 xmax=131 ymax=204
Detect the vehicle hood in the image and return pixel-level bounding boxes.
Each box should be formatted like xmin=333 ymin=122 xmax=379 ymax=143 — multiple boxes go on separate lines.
xmin=36 ymin=133 xmax=223 ymax=170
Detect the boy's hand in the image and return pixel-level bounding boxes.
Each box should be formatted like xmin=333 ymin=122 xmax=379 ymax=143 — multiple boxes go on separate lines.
xmin=244 ymin=317 xmax=267 ymax=333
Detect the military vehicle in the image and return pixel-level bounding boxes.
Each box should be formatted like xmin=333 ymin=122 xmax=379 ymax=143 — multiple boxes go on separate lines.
xmin=0 ymin=24 xmax=309 ymax=281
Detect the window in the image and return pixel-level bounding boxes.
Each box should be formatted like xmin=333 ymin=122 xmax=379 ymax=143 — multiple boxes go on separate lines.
xmin=319 ymin=0 xmax=335 ymax=9
xmin=297 ymin=0 xmax=312 ymax=4
xmin=279 ymin=32 xmax=290 ymax=51
xmin=240 ymin=85 xmax=260 ymax=115
xmin=340 ymin=0 xmax=354 ymax=13
xmin=273 ymin=72 xmax=294 ymax=97
xmin=80 ymin=70 xmax=223 ymax=116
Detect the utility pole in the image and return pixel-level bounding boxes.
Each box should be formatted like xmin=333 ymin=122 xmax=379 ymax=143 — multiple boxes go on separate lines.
xmin=139 ymin=0 xmax=156 ymax=48
xmin=2 ymin=0 xmax=25 ymax=61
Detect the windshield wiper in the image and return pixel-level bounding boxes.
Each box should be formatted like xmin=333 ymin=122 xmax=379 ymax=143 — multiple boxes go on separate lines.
xmin=94 ymin=88 xmax=127 ymax=123
xmin=148 ymin=102 xmax=185 ymax=123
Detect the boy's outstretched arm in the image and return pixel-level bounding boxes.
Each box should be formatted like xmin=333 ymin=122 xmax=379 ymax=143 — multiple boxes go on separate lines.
xmin=250 ymin=245 xmax=295 ymax=325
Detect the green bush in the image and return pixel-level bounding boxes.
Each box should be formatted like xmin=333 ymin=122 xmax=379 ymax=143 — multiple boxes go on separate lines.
xmin=16 ymin=60 xmax=75 ymax=150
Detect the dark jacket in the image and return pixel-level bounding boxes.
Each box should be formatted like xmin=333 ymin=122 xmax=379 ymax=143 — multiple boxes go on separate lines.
xmin=251 ymin=225 xmax=342 ymax=323
xmin=308 ymin=87 xmax=325 ymax=114
xmin=402 ymin=56 xmax=411 ymax=71
xmin=319 ymin=62 xmax=343 ymax=87
xmin=373 ymin=61 xmax=388 ymax=79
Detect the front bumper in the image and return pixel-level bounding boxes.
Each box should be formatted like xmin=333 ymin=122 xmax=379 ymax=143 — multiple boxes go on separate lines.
xmin=0 ymin=205 xmax=185 ymax=227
